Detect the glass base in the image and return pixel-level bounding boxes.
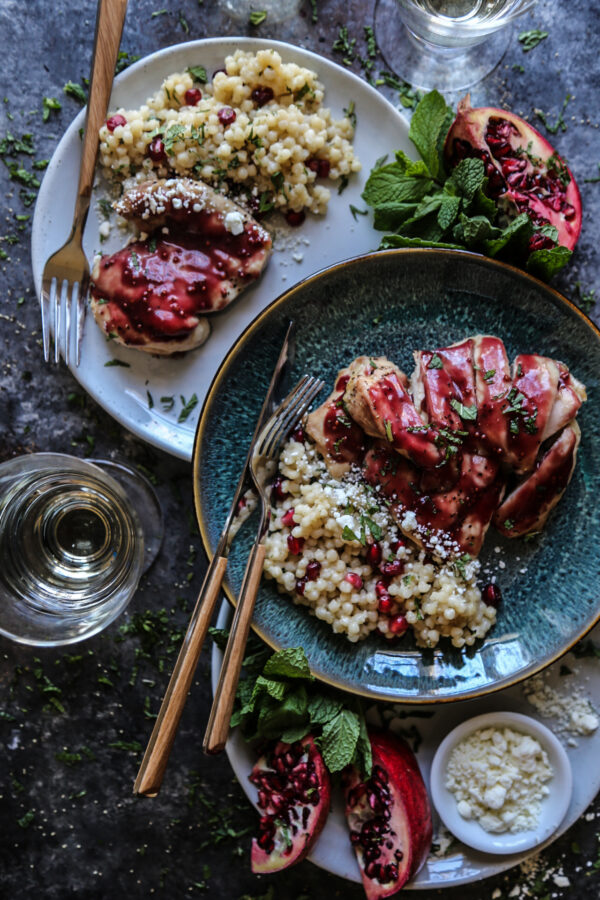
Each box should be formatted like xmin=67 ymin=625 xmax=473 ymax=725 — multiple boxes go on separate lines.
xmin=91 ymin=459 xmax=164 ymax=574
xmin=374 ymin=0 xmax=511 ymax=92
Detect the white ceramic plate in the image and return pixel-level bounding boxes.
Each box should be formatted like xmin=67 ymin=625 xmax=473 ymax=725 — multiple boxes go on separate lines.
xmin=430 ymin=711 xmax=572 ymax=855
xmin=212 ymin=609 xmax=600 ymax=889
xmin=31 ymin=38 xmax=411 ymax=460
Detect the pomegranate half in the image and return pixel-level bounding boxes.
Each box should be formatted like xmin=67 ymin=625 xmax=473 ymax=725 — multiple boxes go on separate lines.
xmin=249 ymin=735 xmax=331 ymax=873
xmin=343 ymin=731 xmax=432 ymax=899
xmin=444 ymin=95 xmax=582 ymax=252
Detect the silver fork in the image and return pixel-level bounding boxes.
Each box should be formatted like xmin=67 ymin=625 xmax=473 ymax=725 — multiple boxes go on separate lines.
xmin=40 ymin=0 xmax=128 ymax=366
xmin=203 ymin=374 xmax=324 ymax=755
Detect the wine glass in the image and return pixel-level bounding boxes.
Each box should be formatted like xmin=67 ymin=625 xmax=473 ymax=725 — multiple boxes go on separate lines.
xmin=374 ymin=0 xmax=539 ymax=92
xmin=0 ymin=453 xmax=161 ymax=646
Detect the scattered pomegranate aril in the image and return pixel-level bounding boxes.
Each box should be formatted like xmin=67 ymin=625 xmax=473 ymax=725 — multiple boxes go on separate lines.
xmin=282 ymin=508 xmax=296 ymax=527
xmin=212 ymin=67 xmax=226 ymax=78
xmin=307 ymin=158 xmax=331 ymax=178
xmin=389 ymin=539 xmax=405 ymax=553
xmin=380 ymin=559 xmax=404 ymax=577
xmin=483 ymin=582 xmax=502 ymax=608
xmin=148 ymin=137 xmax=167 ymax=163
xmin=444 ymin=96 xmax=582 ymax=252
xmin=292 ymin=425 xmax=306 ymax=443
xmin=306 ymin=560 xmax=321 ymax=581
xmin=218 ymin=106 xmax=236 ymax=127
xmin=184 ymin=87 xmax=202 ymax=105
xmin=375 ymin=580 xmax=391 ymax=601
xmin=366 ymin=543 xmax=382 ymax=566
xmin=272 ymin=476 xmax=288 ymax=501
xmin=378 ymin=597 xmax=392 ymax=614
xmin=106 ymin=114 xmax=126 ymax=132
xmin=295 ymin=577 xmax=307 ymax=596
xmin=285 ymin=209 xmax=306 ymax=227
xmin=388 ymin=615 xmax=408 ymax=636
xmin=345 ymin=572 xmax=363 ymax=590
xmin=250 ymin=736 xmax=331 ymax=873
xmin=342 ymin=731 xmax=432 ymax=899
xmin=251 ymin=85 xmax=275 ymax=107
xmin=287 ymin=535 xmax=305 ymax=555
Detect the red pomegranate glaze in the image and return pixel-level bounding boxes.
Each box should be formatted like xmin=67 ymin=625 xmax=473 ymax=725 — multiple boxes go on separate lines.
xmin=287 ymin=535 xmax=305 ymax=555
xmin=148 ymin=137 xmax=167 ymax=163
xmin=218 ymin=107 xmax=237 ymax=127
xmin=91 ymin=216 xmax=266 ymax=344
xmin=106 ymin=114 xmax=127 ymax=132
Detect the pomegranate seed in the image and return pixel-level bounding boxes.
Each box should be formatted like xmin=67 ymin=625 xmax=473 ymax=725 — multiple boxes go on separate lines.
xmin=375 ymin=580 xmax=390 ymax=600
xmin=483 ymin=582 xmax=502 ymax=608
xmin=251 ymin=85 xmax=274 ymax=107
xmin=378 ymin=597 xmax=392 ymax=614
xmin=306 ymin=560 xmax=321 ymax=581
xmin=345 ymin=572 xmax=363 ymax=590
xmin=295 ymin=577 xmax=307 ymax=595
xmin=287 ymin=535 xmax=304 ymax=555
xmin=212 ymin=67 xmax=226 ymax=78
xmin=272 ymin=476 xmax=288 ymax=501
xmin=106 ymin=114 xmax=126 ymax=132
xmin=285 ymin=209 xmax=306 ymax=227
xmin=282 ymin=507 xmax=296 ymax=527
xmin=366 ymin=542 xmax=382 ymax=566
xmin=184 ymin=87 xmax=202 ymax=105
xmin=389 ymin=615 xmax=409 ymax=636
xmin=218 ymin=106 xmax=236 ymax=127
xmin=307 ymin=158 xmax=331 ymax=178
xmin=148 ymin=137 xmax=166 ymax=163
xmin=380 ymin=559 xmax=404 ymax=577
xmin=293 ymin=425 xmax=305 ymax=443
xmin=389 ymin=539 xmax=405 ymax=552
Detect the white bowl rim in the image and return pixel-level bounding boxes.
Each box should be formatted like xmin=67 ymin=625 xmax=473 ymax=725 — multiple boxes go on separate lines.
xmin=429 ymin=710 xmax=573 ymax=856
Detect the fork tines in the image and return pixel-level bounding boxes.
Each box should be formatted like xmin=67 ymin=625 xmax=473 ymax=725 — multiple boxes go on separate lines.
xmin=258 ymin=375 xmax=324 ymax=459
xmin=41 ymin=275 xmax=87 ymax=367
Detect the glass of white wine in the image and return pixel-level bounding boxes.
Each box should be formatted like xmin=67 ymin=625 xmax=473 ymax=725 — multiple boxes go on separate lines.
xmin=374 ymin=0 xmax=538 ymax=91
xmin=0 ymin=453 xmax=157 ymax=646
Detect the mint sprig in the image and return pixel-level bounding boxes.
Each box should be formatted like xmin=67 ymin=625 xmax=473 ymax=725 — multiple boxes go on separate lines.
xmin=362 ymin=90 xmax=572 ymax=282
xmin=210 ymin=629 xmax=372 ymax=776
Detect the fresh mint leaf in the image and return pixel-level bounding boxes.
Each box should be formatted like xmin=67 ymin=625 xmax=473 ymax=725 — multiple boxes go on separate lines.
xmin=187 ymin=65 xmax=208 ymax=83
xmin=446 ymin=157 xmax=485 ymax=200
xmin=307 ymin=694 xmax=344 ymax=725
xmin=372 ymin=203 xmax=418 ymax=231
xmin=362 ymin=159 xmax=433 ymax=208
xmin=484 ymin=212 xmax=532 ymax=258
xmin=342 ymin=525 xmax=360 ymax=542
xmin=280 ymin=724 xmax=310 ymax=743
xmin=459 ymin=213 xmax=500 ymax=248
xmin=320 ymin=709 xmax=360 ymax=772
xmin=408 ymin=89 xmax=453 ymax=180
xmin=526 ymin=244 xmax=572 ymax=281
xmin=63 ymin=81 xmax=87 ymax=104
xmin=252 ymin=675 xmax=288 ymax=702
xmin=470 ymin=186 xmax=497 ymax=219
xmin=380 ymin=234 xmax=464 ymax=250
xmin=263 ymin=647 xmax=313 ymax=680
xmin=257 ymin=687 xmax=309 ymax=739
xmin=437 ymin=195 xmax=461 ymax=231
xmin=354 ymin=711 xmax=372 ymax=777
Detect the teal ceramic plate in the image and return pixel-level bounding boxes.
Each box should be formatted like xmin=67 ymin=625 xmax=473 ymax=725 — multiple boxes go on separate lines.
xmin=195 ymin=249 xmax=600 ymax=702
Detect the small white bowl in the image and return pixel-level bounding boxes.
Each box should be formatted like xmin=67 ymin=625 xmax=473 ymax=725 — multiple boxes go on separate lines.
xmin=430 ymin=711 xmax=572 ymax=855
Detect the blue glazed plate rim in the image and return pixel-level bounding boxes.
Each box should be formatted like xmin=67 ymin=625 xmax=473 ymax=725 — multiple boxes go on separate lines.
xmin=193 ymin=248 xmax=600 ymax=702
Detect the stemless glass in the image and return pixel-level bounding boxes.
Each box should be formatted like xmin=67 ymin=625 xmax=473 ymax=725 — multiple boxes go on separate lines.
xmin=374 ymin=0 xmax=538 ymax=91
xmin=0 ymin=453 xmax=145 ymax=646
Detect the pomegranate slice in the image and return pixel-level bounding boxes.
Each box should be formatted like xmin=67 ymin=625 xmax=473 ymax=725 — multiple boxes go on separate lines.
xmin=444 ymin=95 xmax=582 ymax=251
xmin=249 ymin=735 xmax=331 ymax=873
xmin=343 ymin=731 xmax=432 ymax=898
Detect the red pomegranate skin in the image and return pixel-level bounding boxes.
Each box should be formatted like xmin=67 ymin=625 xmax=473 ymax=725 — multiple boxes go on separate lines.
xmin=444 ymin=95 xmax=582 ymax=251
xmin=343 ymin=730 xmax=433 ymax=899
xmin=250 ymin=735 xmax=331 ymax=873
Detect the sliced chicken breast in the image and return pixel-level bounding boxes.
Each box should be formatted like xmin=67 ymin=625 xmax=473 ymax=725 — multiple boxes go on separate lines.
xmin=472 ymin=335 xmax=512 ymax=456
xmin=494 ymin=421 xmax=580 ymax=537
xmin=305 ymin=367 xmax=367 ymax=478
xmin=413 ymin=338 xmax=477 ymax=435
xmin=344 ymin=356 xmax=443 ymax=469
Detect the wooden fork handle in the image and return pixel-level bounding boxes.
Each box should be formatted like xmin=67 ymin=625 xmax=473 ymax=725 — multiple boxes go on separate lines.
xmin=133 ymin=553 xmax=228 ymax=797
xmin=203 ymin=543 xmax=267 ymax=755
xmin=74 ymin=0 xmax=128 ymax=227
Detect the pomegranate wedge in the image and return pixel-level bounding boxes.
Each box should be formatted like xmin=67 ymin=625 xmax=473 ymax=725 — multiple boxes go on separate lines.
xmin=343 ymin=731 xmax=432 ymax=898
xmin=249 ymin=735 xmax=331 ymax=873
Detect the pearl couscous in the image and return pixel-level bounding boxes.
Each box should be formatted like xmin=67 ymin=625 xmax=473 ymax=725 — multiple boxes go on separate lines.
xmin=98 ymin=48 xmax=360 ymax=215
xmin=263 ymin=437 xmax=497 ymax=648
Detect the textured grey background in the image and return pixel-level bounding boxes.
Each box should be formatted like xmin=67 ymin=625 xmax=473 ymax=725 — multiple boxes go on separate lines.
xmin=0 ymin=0 xmax=599 ymax=898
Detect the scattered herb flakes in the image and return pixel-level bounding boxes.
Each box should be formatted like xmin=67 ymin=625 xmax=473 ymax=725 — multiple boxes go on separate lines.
xmin=249 ymin=10 xmax=267 ymax=25
xmin=333 ymin=26 xmax=356 ymax=66
xmin=115 ymin=51 xmax=141 ymax=74
xmin=535 ymin=94 xmax=572 ymax=135
xmin=178 ymin=393 xmax=199 ymax=422
xmin=160 ymin=395 xmax=175 ymax=412
xmin=17 ymin=810 xmax=35 ymax=829
xmin=584 ymin=163 xmax=600 ymax=184
xmin=512 ymin=63 xmax=525 ymax=73
xmin=573 ymin=281 xmax=596 ymax=314
xmin=63 ymin=80 xmax=87 ymax=104
xmin=342 ymin=525 xmax=359 ymax=543
xmin=42 ymin=96 xmax=61 ymax=121
xmin=384 ymin=419 xmax=394 ymax=443
xmin=309 ymin=0 xmax=318 ymax=22
xmin=187 ymin=65 xmax=208 ymax=84
xmin=364 ymin=25 xmax=376 ymax=58
xmin=146 ymin=390 xmax=154 ymax=409
xmin=178 ymin=10 xmax=190 ymax=33
xmin=349 ymin=204 xmax=368 ymax=221
xmin=343 ymin=100 xmax=357 ymax=128
xmin=427 ymin=353 xmax=443 ymax=370
xmin=337 ymin=174 xmax=349 ymax=195
xmin=449 ymin=398 xmax=477 ymax=421
xmin=109 ymin=739 xmax=143 ymax=752
xmin=151 ymin=7 xmax=168 ymax=16
xmin=454 ymin=553 xmax=472 ymax=580
xmin=104 ymin=359 xmax=131 ymax=367
xmin=518 ymin=29 xmax=548 ymax=52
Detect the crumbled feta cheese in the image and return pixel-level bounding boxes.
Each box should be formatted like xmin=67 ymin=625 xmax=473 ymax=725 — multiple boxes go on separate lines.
xmin=224 ymin=210 xmax=244 ymax=235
